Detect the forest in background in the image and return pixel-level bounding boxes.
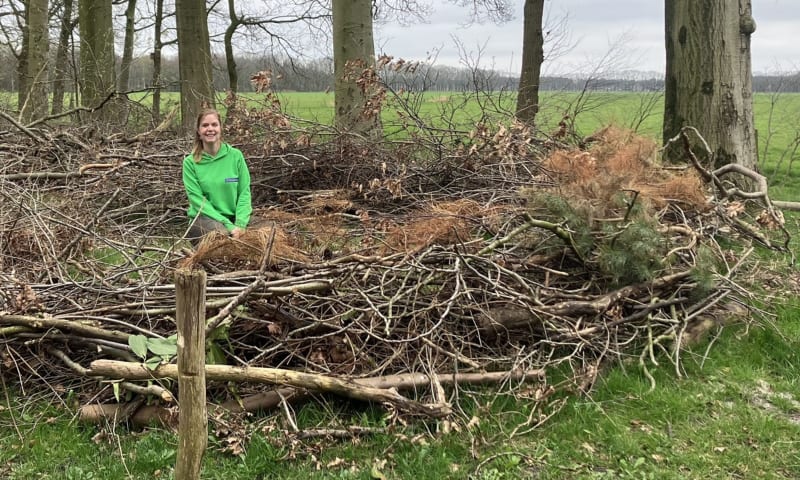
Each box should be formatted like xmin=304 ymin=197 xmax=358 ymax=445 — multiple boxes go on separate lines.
xmin=0 ymin=49 xmax=798 ymax=94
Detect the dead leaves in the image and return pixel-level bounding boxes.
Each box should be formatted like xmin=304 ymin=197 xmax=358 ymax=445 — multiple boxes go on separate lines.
xmin=755 ymin=208 xmax=785 ymax=230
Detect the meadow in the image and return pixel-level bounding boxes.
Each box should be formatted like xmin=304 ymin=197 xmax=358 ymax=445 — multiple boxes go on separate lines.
xmin=1 ymin=89 xmax=799 ymax=479
xmin=125 ymin=88 xmax=800 ymax=196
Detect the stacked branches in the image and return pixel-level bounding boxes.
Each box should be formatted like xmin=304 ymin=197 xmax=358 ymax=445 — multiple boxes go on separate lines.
xmin=0 ymin=106 xmax=790 ymax=431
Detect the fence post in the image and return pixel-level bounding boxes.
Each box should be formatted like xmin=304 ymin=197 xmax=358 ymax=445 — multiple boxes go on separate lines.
xmin=175 ymin=267 xmax=207 ymax=479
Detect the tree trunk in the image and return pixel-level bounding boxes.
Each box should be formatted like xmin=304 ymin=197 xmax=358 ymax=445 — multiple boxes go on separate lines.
xmin=224 ymin=0 xmax=240 ymax=93
xmin=515 ymin=0 xmax=545 ymax=125
xmin=51 ymin=0 xmax=74 ymax=115
xmin=663 ymin=0 xmax=757 ymax=170
xmin=151 ymin=0 xmax=164 ymax=125
xmin=18 ymin=0 xmax=49 ymax=123
xmin=332 ymin=0 xmax=382 ymax=137
xmin=118 ymin=0 xmax=137 ymax=92
xmin=78 ymin=0 xmax=117 ymax=122
xmin=175 ymin=0 xmax=215 ymax=132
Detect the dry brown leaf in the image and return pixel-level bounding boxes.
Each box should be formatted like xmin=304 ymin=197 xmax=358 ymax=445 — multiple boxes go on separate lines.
xmin=755 ymin=209 xmax=784 ymax=230
xmin=726 ymin=201 xmax=745 ymax=217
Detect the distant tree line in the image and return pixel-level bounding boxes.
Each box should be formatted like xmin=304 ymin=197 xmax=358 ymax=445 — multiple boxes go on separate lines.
xmin=0 ymin=46 xmax=796 ymax=95
xmin=0 ymin=0 xmax=783 ymax=173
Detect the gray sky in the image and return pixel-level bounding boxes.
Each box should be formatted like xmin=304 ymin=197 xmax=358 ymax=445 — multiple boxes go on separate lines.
xmin=374 ymin=0 xmax=799 ymax=76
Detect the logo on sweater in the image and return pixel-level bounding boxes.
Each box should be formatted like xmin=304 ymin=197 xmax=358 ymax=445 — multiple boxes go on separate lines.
xmin=225 ymin=177 xmax=239 ymax=183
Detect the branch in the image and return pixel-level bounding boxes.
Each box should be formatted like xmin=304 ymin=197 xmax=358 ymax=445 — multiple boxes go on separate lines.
xmin=0 ymin=109 xmax=44 ymax=142
xmin=88 ymin=360 xmax=452 ymax=418
xmin=0 ymin=314 xmax=131 ymax=343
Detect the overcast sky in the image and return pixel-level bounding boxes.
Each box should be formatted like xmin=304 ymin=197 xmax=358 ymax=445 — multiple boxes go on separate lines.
xmin=374 ymin=0 xmax=799 ymax=76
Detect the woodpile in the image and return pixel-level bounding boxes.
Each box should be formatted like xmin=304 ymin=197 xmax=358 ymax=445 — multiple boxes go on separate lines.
xmin=0 ymin=118 xmax=791 ymax=434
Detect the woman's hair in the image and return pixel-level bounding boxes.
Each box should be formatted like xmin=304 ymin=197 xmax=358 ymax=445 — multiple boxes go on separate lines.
xmin=191 ymin=108 xmax=222 ymax=163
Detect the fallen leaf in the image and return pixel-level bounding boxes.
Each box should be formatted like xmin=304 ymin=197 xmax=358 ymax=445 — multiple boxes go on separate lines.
xmin=326 ymin=457 xmax=346 ymax=468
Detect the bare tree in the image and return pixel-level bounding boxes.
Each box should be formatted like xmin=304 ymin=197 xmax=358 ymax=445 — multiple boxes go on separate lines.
xmin=212 ymin=0 xmax=329 ymax=93
xmin=223 ymin=0 xmax=241 ymax=94
xmin=448 ymin=0 xmax=511 ymax=23
xmin=663 ymin=0 xmax=757 ymax=169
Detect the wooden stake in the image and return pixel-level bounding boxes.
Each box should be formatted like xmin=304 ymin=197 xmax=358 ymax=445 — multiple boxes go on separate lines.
xmin=175 ymin=267 xmax=207 ymax=480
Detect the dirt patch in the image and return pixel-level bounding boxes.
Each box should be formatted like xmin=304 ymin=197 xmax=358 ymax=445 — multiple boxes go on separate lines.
xmin=750 ymin=379 xmax=800 ymax=425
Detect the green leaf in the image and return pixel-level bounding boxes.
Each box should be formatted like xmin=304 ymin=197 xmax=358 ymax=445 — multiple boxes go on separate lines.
xmin=370 ymin=465 xmax=387 ymax=480
xmin=207 ymin=324 xmax=230 ymax=342
xmin=206 ymin=342 xmax=228 ymax=365
xmin=147 ymin=337 xmax=178 ymax=357
xmin=112 ymin=382 xmax=120 ymax=402
xmin=145 ymin=357 xmax=162 ymax=371
xmin=128 ymin=335 xmax=148 ymax=360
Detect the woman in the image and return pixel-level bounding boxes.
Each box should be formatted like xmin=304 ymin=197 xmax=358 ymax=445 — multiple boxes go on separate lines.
xmin=182 ymin=108 xmax=252 ymax=243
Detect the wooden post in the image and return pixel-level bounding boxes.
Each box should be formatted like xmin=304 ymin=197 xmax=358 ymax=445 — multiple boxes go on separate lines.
xmin=175 ymin=267 xmax=207 ymax=480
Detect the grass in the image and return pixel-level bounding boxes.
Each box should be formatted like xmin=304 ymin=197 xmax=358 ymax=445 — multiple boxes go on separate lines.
xmin=229 ymin=90 xmax=800 ymax=196
xmin=5 ymin=88 xmax=800 ymax=192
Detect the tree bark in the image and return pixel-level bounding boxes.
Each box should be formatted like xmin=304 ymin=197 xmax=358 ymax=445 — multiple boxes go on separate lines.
xmin=175 ymin=0 xmax=215 ymax=132
xmin=118 ymin=0 xmax=138 ymax=92
xmin=51 ymin=0 xmax=74 ymax=115
xmin=663 ymin=0 xmax=757 ymax=170
xmin=332 ymin=0 xmax=382 ymax=137
xmin=18 ymin=0 xmax=49 ymax=123
xmin=224 ymin=0 xmax=240 ymax=93
xmin=515 ymin=0 xmax=545 ymax=125
xmin=150 ymin=0 xmax=164 ymax=125
xmin=78 ymin=0 xmax=117 ymax=123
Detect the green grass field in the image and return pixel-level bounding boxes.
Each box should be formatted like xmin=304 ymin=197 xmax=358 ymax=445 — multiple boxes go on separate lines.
xmin=6 ymin=88 xmax=800 ymax=187
xmin=130 ymin=89 xmax=800 ymax=197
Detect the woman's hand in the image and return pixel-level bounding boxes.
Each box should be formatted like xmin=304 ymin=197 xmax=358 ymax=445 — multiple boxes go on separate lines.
xmin=231 ymin=227 xmax=246 ymax=239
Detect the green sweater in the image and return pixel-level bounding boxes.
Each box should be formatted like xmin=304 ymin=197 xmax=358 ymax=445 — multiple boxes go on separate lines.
xmin=182 ymin=143 xmax=252 ymax=232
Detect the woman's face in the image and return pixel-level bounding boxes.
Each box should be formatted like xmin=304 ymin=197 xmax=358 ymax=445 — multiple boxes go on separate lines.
xmin=197 ymin=113 xmax=221 ymax=145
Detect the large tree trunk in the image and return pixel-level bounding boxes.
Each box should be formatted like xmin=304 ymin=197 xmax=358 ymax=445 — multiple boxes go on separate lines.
xmin=663 ymin=0 xmax=757 ymax=170
xmin=515 ymin=0 xmax=545 ymax=126
xmin=18 ymin=0 xmax=49 ymax=123
xmin=175 ymin=0 xmax=215 ymax=132
xmin=79 ymin=0 xmax=117 ymax=122
xmin=151 ymin=0 xmax=164 ymax=125
xmin=118 ymin=0 xmax=137 ymax=92
xmin=332 ymin=0 xmax=381 ymax=138
xmin=51 ymin=0 xmax=74 ymax=115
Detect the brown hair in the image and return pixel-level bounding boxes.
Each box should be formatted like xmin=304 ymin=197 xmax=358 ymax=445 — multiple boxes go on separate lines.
xmin=192 ymin=108 xmax=222 ymax=163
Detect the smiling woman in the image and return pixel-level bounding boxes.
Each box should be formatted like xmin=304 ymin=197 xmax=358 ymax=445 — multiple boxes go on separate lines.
xmin=182 ymin=108 xmax=252 ymax=245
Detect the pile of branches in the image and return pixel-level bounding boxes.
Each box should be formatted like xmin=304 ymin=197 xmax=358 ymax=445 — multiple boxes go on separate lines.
xmin=0 ymin=104 xmax=792 ymax=436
